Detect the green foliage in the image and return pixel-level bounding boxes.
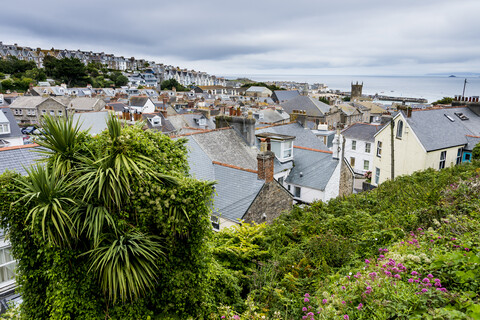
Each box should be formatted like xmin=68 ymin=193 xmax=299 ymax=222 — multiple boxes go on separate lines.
xmin=240 ymin=82 xmax=283 ymax=91
xmin=160 ymin=78 xmax=189 ymax=91
xmin=43 ymin=56 xmax=89 ymax=86
xmin=318 ymin=96 xmax=330 ymax=105
xmin=0 ymin=115 xmax=216 ymax=318
xmin=473 ymin=142 xmax=480 ymax=160
xmin=432 ymin=97 xmax=454 ymax=105
xmin=0 ymin=56 xmax=36 ymax=76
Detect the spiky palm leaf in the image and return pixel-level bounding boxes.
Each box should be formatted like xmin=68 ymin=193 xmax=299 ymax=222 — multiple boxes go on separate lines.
xmin=35 ymin=115 xmax=85 ymax=175
xmin=16 ymin=165 xmax=77 ymax=247
xmin=74 ymin=204 xmax=116 ymax=246
xmin=84 ymin=229 xmax=164 ymax=303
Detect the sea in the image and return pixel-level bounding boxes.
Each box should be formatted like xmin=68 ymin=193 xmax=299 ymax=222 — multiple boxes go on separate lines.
xmin=227 ymin=74 xmax=480 ymax=104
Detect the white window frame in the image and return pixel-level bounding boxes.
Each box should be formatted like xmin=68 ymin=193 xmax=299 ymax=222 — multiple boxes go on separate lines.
xmin=294 ymin=186 xmax=301 ymax=198
xmin=439 ymin=151 xmax=446 ymax=169
xmin=376 ymin=141 xmax=382 ymax=157
xmin=456 ymin=148 xmax=462 ymax=165
xmin=210 ymin=215 xmax=220 ymax=231
xmin=363 ymin=160 xmax=370 ymax=171
xmin=375 ymin=167 xmax=380 ymax=185
xmin=351 ymin=140 xmax=357 ymax=150
xmin=365 ymin=142 xmax=371 ymax=153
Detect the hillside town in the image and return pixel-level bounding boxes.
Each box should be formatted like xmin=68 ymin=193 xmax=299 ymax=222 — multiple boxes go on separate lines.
xmin=1 ymin=41 xmax=480 ymax=317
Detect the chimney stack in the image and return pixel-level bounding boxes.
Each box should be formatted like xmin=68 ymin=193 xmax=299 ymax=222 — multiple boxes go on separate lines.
xmin=257 ymin=138 xmax=275 ymax=182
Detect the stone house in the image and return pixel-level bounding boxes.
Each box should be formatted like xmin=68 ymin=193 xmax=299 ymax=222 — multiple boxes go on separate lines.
xmin=9 ymin=96 xmax=68 ymax=124
xmin=182 ymin=127 xmax=293 ymax=230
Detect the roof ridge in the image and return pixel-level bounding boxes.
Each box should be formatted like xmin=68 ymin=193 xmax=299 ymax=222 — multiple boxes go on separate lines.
xmin=294 ymin=145 xmax=333 ymax=154
xmin=172 ymin=126 xmax=231 ymax=138
xmin=0 ymin=143 xmax=39 ymax=152
xmin=212 ymin=161 xmax=258 ymax=174
xmin=256 ymin=121 xmax=296 ymax=130
xmin=466 ymin=134 xmax=480 ymax=138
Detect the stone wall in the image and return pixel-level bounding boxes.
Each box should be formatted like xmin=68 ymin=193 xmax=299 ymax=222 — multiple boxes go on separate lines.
xmin=242 ymin=181 xmax=292 ymax=225
xmin=338 ymin=159 xmax=354 ymax=197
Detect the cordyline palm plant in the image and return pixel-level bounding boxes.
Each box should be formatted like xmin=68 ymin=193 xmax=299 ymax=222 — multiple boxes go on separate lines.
xmin=35 ymin=115 xmax=85 ymax=175
xmin=17 ymin=113 xmax=181 ymax=303
xmin=16 ymin=164 xmax=77 ymax=247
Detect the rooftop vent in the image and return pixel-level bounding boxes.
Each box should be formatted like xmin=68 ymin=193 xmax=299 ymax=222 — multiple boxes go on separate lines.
xmin=454 ymin=112 xmax=469 ymax=121
xmin=444 ymin=114 xmax=455 ymax=122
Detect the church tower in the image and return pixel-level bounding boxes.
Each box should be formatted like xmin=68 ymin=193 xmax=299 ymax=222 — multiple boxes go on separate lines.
xmin=351 ymin=82 xmax=363 ymax=101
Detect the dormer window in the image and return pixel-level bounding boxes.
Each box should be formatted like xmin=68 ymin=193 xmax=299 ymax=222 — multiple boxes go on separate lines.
xmin=150 ymin=116 xmax=161 ymax=127
xmin=256 ymin=132 xmax=295 ymax=163
xmin=0 ymin=123 xmax=10 ymax=134
xmin=198 ymin=117 xmax=206 ymax=126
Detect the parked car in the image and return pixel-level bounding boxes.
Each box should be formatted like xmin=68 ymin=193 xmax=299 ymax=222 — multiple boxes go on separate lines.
xmin=21 ymin=126 xmax=36 ymax=135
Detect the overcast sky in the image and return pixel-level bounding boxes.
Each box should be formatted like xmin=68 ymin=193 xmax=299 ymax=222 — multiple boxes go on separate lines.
xmin=1 ymin=0 xmax=479 ymax=78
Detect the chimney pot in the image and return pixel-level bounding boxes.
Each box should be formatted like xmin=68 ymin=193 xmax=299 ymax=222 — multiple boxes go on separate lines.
xmin=257 ymin=150 xmax=275 ymax=183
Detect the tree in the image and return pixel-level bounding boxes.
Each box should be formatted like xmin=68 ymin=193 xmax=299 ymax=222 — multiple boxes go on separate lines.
xmin=43 ymin=57 xmax=89 ymax=86
xmin=114 ymin=75 xmax=128 ymax=87
xmin=3 ymin=115 xmax=216 ymax=317
xmin=160 ymin=78 xmax=189 ymax=91
xmin=432 ymin=97 xmax=453 ymax=105
xmin=319 ymin=96 xmax=330 ymax=105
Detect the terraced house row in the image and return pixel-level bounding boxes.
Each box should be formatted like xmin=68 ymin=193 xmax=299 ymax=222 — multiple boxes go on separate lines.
xmin=0 ymin=42 xmax=225 ymax=87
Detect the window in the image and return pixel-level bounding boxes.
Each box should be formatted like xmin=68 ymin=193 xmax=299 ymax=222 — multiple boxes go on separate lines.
xmin=14 ymin=109 xmax=22 ymax=115
xmin=396 ymin=120 xmax=403 ymax=138
xmin=49 ymin=110 xmax=55 ymax=116
xmin=31 ymin=109 xmax=35 ymax=116
xmin=375 ymin=167 xmax=380 ymax=185
xmin=465 ymin=153 xmax=471 ymax=162
xmin=0 ymin=124 xmax=9 ymax=134
xmin=294 ymin=186 xmax=301 ymax=198
xmin=439 ymin=151 xmax=446 ymax=169
xmin=0 ymin=246 xmax=16 ymax=285
xmin=351 ymin=140 xmax=357 ymax=150
xmin=282 ymin=140 xmax=293 ymax=159
xmin=350 ymin=157 xmax=356 ymax=167
xmin=278 ymin=176 xmax=284 ymax=185
xmin=365 ymin=143 xmax=371 ymax=153
xmin=58 ymin=110 xmax=63 ymax=117
xmin=376 ymin=141 xmax=382 ymax=157
xmin=287 ymin=185 xmax=291 ymax=191
xmin=456 ymin=148 xmax=462 ymax=165
xmin=41 ymin=110 xmax=46 ymax=116
xmin=210 ymin=215 xmax=220 ymax=231
xmin=364 ymin=160 xmax=370 ymax=171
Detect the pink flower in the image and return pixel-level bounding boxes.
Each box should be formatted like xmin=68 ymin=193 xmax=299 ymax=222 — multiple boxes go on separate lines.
xmin=422 ymin=278 xmax=430 ymax=283
xmin=322 ymin=299 xmax=328 ymax=304
xmin=365 ymin=259 xmax=370 ymax=264
xmin=304 ymin=298 xmax=309 ymax=302
xmin=411 ymin=271 xmax=418 ymax=276
xmin=342 ymin=301 xmax=346 ymax=304
xmin=427 ymin=274 xmax=433 ymax=278
xmin=221 ymin=316 xmax=225 ymax=319
xmin=344 ymin=315 xmax=349 ymax=320
xmin=341 ymin=286 xmax=346 ymax=290
xmin=233 ymin=316 xmax=240 ymax=320
xmin=408 ymin=278 xmax=414 ymax=283
xmin=302 ymin=307 xmax=308 ymax=312
xmin=304 ymin=293 xmax=310 ymax=297
xmin=357 ymin=303 xmax=363 ymax=310
xmin=421 ymin=288 xmax=428 ymax=293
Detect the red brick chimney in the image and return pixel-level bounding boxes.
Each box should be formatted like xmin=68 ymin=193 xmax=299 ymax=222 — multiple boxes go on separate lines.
xmin=257 ymin=138 xmax=275 ymax=182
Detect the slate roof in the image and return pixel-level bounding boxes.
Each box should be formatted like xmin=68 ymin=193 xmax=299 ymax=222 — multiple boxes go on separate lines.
xmin=130 ymin=96 xmax=149 ymax=107
xmin=337 ymin=104 xmax=359 ymax=116
xmin=184 ymin=133 xmax=264 ymax=222
xmin=342 ymin=123 xmax=382 ymax=143
xmin=211 ymin=164 xmax=264 ymax=221
xmin=142 ymin=113 xmax=177 ymax=134
xmin=402 ymin=107 xmax=479 ymax=151
xmin=256 ymin=122 xmax=329 ymax=151
xmin=280 ymin=95 xmax=331 ymax=117
xmin=272 ymin=90 xmax=300 ymax=103
xmin=8 ymin=96 xmax=47 ymax=108
xmin=254 ymin=109 xmax=290 ymax=124
xmin=0 ymin=107 xmax=22 ymax=139
xmin=285 ymin=148 xmax=338 ymax=191
xmin=68 ymin=97 xmax=105 ymax=111
xmin=0 ymin=145 xmax=43 ymax=176
xmin=465 ymin=135 xmax=480 ymax=151
xmin=190 ymin=129 xmax=258 ymax=171
xmin=73 ymin=111 xmax=109 ymax=136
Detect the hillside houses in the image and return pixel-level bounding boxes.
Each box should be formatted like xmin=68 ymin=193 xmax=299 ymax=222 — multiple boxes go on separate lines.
xmin=0 ymin=42 xmax=224 ymax=87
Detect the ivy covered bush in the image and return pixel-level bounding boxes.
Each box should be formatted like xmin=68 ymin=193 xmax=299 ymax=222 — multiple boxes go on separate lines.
xmin=0 ymin=115 xmax=222 ymax=319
